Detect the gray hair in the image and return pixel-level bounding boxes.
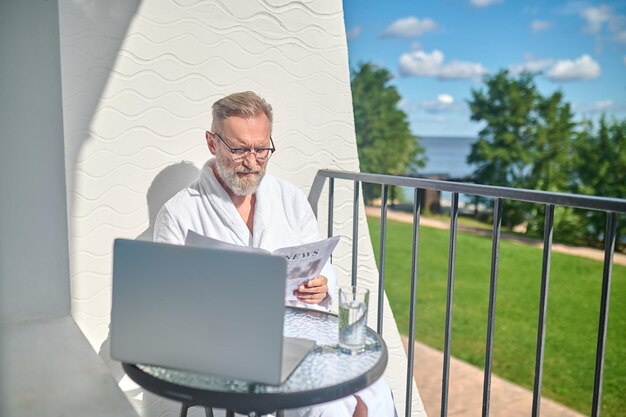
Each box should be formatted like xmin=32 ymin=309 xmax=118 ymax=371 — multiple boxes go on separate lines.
xmin=211 ymin=91 xmax=273 ymax=133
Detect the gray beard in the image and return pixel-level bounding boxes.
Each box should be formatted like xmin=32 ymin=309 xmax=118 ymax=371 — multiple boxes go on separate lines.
xmin=215 ymin=157 xmax=265 ymax=196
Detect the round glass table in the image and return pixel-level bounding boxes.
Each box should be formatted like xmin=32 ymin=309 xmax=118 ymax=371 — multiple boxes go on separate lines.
xmin=123 ymin=307 xmax=387 ymax=416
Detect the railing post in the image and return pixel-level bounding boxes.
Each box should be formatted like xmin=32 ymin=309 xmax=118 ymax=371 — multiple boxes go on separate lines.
xmin=482 ymin=198 xmax=503 ymax=417
xmin=377 ymin=184 xmax=389 ymax=335
xmin=351 ymin=181 xmax=360 ymax=287
xmin=307 ymin=172 xmax=327 ymax=218
xmin=327 ymin=177 xmax=334 ymax=239
xmin=441 ymin=193 xmax=459 ymax=417
xmin=532 ymin=204 xmax=555 ymax=417
xmin=591 ymin=212 xmax=618 ymax=417
xmin=406 ymin=188 xmax=422 ymax=417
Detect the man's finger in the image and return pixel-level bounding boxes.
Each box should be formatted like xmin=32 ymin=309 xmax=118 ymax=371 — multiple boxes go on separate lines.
xmin=295 ymin=293 xmax=325 ymax=304
xmin=298 ymin=275 xmax=327 ymax=291
xmin=296 ymin=284 xmax=328 ymax=294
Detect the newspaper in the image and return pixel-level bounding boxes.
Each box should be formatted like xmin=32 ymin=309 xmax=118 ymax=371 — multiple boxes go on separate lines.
xmin=185 ymin=230 xmax=340 ymax=301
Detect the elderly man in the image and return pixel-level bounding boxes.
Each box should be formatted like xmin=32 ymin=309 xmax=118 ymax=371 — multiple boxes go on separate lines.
xmin=154 ymin=91 xmax=395 ymax=416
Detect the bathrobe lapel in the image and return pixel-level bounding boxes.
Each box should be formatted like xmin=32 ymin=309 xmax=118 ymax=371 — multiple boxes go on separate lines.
xmin=198 ymin=163 xmax=252 ymax=246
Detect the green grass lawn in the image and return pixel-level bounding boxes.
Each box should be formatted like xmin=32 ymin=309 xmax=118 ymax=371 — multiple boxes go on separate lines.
xmin=367 ymin=216 xmax=625 ymax=416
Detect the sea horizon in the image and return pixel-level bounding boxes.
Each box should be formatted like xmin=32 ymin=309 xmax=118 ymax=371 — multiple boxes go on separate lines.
xmin=415 ymin=135 xmax=476 ymax=179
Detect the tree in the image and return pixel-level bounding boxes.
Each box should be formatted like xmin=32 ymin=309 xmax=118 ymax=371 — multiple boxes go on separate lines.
xmin=468 ymin=70 xmax=538 ymax=188
xmin=571 ymin=116 xmax=626 ymax=248
xmin=524 ymin=91 xmax=578 ymax=235
xmin=467 ymin=70 xmax=575 ymax=228
xmin=351 ymin=62 xmax=425 ymax=203
xmin=527 ymin=91 xmax=577 ymax=192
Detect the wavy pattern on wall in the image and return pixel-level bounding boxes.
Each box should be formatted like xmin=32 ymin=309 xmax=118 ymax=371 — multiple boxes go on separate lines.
xmin=59 ymin=0 xmax=423 ymax=415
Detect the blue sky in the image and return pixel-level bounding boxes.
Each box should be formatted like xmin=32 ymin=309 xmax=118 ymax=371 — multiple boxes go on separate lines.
xmin=343 ymin=0 xmax=626 ymax=137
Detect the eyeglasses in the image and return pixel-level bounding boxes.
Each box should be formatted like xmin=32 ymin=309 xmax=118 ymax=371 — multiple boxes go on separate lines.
xmin=212 ymin=132 xmax=275 ymax=162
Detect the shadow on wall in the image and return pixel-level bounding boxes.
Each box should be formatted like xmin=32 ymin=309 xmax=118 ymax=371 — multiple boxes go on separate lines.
xmin=98 ymin=161 xmax=201 ymax=416
xmin=136 ymin=161 xmax=200 ymax=241
xmin=99 ymin=161 xmax=201 ymax=367
xmin=60 ymin=0 xmax=142 ymax=197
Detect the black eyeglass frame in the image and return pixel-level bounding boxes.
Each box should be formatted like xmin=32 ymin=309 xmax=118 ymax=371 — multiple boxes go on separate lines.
xmin=211 ymin=131 xmax=276 ymax=161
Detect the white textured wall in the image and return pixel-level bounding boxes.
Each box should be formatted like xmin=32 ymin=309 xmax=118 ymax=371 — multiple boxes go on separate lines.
xmin=59 ymin=0 xmax=424 ymax=415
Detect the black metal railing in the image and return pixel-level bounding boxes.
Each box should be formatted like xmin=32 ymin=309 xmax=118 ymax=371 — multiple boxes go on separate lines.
xmin=307 ymin=169 xmax=626 ymax=417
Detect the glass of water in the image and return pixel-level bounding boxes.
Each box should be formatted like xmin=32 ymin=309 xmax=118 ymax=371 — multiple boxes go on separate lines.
xmin=338 ymin=286 xmax=370 ymax=354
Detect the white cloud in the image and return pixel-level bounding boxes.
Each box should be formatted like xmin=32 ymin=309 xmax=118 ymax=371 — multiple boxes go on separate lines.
xmin=624 ymin=56 xmax=626 ymax=66
xmin=574 ymin=99 xmax=626 ymax=115
xmin=609 ymin=15 xmax=626 ymax=34
xmin=438 ymin=61 xmax=490 ymax=80
xmin=592 ymin=100 xmax=615 ymax=112
xmin=399 ymin=49 xmax=489 ymax=80
xmin=399 ymin=50 xmax=445 ymax=77
xmin=438 ymin=94 xmax=454 ymax=105
xmin=382 ymin=17 xmax=439 ymax=38
xmin=419 ymin=94 xmax=457 ymax=114
xmin=400 ymin=95 xmax=468 ymax=117
xmin=510 ymin=54 xmax=603 ymax=82
xmin=582 ymin=5 xmax=612 ymax=33
xmin=546 ymin=54 xmax=601 ymax=81
xmin=509 ymin=55 xmax=554 ymax=74
xmin=470 ymin=0 xmax=503 ymax=8
xmin=531 ymin=20 xmax=551 ymax=33
xmin=580 ymin=5 xmax=626 ymax=46
xmin=347 ymin=25 xmax=361 ymax=41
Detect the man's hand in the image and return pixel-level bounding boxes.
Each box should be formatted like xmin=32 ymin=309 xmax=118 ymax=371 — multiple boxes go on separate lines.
xmin=293 ymin=275 xmax=328 ymax=305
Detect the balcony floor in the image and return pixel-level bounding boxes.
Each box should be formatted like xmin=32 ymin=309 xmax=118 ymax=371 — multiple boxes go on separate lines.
xmin=404 ymin=337 xmax=584 ymax=417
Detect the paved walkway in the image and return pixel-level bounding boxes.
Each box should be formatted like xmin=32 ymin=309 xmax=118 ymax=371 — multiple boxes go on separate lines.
xmin=365 ymin=207 xmax=597 ymax=416
xmin=403 ymin=337 xmax=585 ymax=417
xmin=365 ymin=206 xmax=626 ymax=266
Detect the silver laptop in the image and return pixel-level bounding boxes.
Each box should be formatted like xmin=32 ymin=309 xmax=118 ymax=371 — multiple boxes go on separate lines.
xmin=110 ymin=238 xmax=315 ymax=385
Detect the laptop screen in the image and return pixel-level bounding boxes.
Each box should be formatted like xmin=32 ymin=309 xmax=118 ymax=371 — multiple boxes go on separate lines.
xmin=110 ymin=238 xmax=290 ymax=384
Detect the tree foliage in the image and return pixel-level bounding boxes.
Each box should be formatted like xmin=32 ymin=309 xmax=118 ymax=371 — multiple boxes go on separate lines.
xmin=571 ymin=117 xmax=626 ymax=247
xmin=351 ymin=62 xmax=425 ymax=202
xmin=467 ymin=70 xmax=625 ymax=247
xmin=468 ymin=71 xmax=538 ymax=189
xmin=468 ymin=70 xmax=576 ymax=228
xmin=526 ymin=90 xmax=577 ymax=192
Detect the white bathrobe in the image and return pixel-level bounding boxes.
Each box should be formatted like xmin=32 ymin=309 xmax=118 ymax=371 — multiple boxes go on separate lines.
xmin=154 ymin=159 xmax=336 ymax=309
xmin=153 ymin=160 xmax=395 ymax=416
